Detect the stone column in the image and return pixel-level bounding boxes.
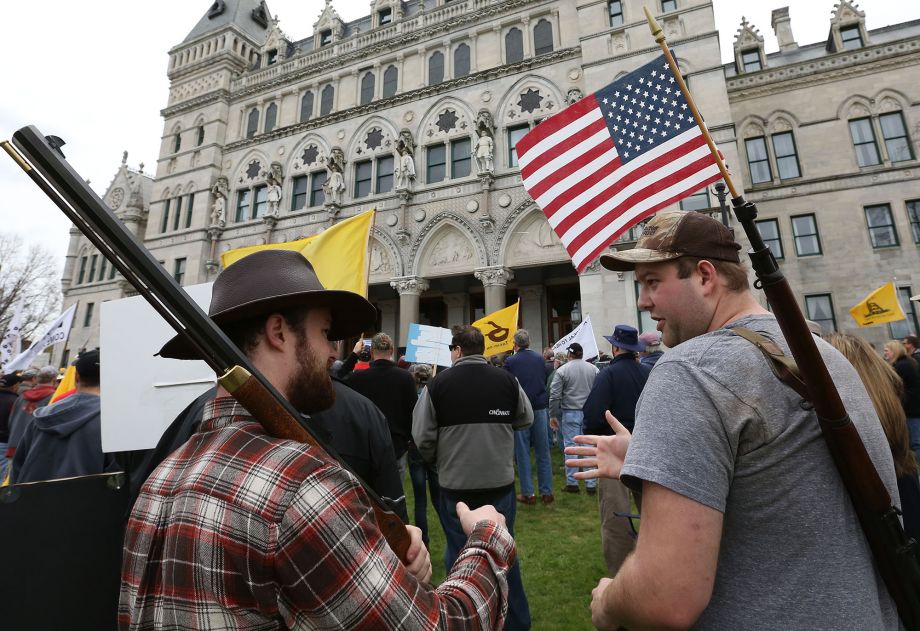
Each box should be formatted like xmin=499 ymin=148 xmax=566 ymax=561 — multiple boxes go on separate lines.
xmin=518 ymin=285 xmax=545 ymax=350
xmin=474 ymin=266 xmax=514 ymax=315
xmin=377 ymin=300 xmax=399 ymax=339
xmin=443 ymin=293 xmax=467 ymax=328
xmin=390 ymin=276 xmax=429 ymax=347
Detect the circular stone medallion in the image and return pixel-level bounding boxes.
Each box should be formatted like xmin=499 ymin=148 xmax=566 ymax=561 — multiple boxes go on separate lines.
xmin=466 ymin=200 xmax=479 ymax=213
xmin=413 ymin=209 xmax=426 ymax=222
xmin=498 ymin=194 xmax=512 ymax=208
xmin=386 ymin=214 xmax=399 ymax=227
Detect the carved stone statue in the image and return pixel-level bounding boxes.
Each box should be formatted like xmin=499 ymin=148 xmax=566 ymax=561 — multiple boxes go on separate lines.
xmin=399 ymin=129 xmax=415 ymax=155
xmin=266 ymin=176 xmax=282 ymax=217
xmin=395 ymin=141 xmax=416 ymax=190
xmin=210 ymin=176 xmax=229 ymax=227
xmin=566 ymin=87 xmax=584 ymax=105
xmin=476 ymin=109 xmax=495 ymax=137
xmin=474 ymin=130 xmax=494 ymax=174
xmin=323 ymin=160 xmax=345 ymax=205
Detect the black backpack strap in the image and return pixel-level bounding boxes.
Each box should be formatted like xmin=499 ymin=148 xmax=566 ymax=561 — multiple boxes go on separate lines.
xmin=731 ymin=327 xmax=810 ymax=401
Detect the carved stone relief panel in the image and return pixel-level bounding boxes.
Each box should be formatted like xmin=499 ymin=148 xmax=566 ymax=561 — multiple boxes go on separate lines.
xmin=420 ymin=226 xmax=475 ymax=276
xmin=506 ymin=213 xmax=567 ymax=267
xmin=369 ymin=238 xmax=395 ymax=281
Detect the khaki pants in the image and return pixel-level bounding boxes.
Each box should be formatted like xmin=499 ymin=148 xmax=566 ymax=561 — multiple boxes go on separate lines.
xmin=598 ymin=476 xmax=636 ymax=576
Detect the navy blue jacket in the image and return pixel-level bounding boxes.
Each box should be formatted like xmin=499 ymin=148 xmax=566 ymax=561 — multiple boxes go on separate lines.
xmin=505 ymin=348 xmax=549 ymax=410
xmin=11 ymin=392 xmax=118 ymax=484
xmin=582 ymin=353 xmax=651 ymax=434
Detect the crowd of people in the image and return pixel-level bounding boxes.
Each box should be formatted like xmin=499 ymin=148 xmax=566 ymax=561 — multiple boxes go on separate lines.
xmin=3 ymin=210 xmax=920 ymax=629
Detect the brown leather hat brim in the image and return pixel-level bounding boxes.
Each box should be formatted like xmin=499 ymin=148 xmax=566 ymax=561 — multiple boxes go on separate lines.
xmin=158 ymin=290 xmax=377 ymax=361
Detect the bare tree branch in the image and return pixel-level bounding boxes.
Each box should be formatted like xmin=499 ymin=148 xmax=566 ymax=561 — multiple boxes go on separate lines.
xmin=0 ymin=233 xmax=63 ymax=342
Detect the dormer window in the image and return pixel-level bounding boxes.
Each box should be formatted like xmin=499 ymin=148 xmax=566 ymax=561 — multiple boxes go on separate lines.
xmin=266 ymin=49 xmax=278 ymax=65
xmin=840 ymin=24 xmax=863 ymax=50
xmin=378 ymin=8 xmax=392 ymax=26
xmin=320 ymin=29 xmax=332 ymax=47
xmin=741 ymin=48 xmax=762 ymax=72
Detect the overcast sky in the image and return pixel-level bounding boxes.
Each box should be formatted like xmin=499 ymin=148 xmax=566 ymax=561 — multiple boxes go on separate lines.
xmin=2 ymin=1 xmax=915 ymax=275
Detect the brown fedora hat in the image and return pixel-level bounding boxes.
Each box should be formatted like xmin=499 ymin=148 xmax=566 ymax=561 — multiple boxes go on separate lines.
xmin=159 ymin=249 xmax=377 ymax=360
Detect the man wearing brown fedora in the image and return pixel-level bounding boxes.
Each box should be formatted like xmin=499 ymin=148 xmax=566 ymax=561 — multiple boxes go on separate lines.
xmin=565 ymin=211 xmax=899 ymax=630
xmin=119 ymin=249 xmax=515 ymax=629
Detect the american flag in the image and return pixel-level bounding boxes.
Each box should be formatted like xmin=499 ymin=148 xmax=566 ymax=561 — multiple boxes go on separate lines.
xmin=517 ymin=55 xmax=723 ymax=272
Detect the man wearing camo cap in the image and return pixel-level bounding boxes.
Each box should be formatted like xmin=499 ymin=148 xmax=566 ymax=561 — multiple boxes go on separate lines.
xmin=566 ymin=210 xmax=899 ymax=630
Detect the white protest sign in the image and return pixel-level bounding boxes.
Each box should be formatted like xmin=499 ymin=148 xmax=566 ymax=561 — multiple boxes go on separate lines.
xmin=405 ymin=323 xmax=453 ymax=367
xmin=100 ymin=283 xmax=216 ymax=452
xmin=552 ymin=315 xmax=600 ymax=360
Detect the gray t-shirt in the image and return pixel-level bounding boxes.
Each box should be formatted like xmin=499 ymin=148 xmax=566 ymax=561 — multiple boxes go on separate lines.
xmin=621 ymin=314 xmax=900 ymax=630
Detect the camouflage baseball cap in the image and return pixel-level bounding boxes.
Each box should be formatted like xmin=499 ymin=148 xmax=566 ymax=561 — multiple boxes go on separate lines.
xmin=600 ymin=211 xmax=741 ymax=272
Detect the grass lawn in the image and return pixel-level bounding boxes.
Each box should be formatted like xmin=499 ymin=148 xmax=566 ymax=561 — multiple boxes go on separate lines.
xmin=404 ymin=447 xmax=613 ymax=630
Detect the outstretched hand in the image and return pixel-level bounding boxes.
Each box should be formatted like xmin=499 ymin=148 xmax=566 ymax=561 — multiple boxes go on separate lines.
xmin=564 ymin=411 xmax=631 ymax=480
xmin=457 ymin=501 xmax=506 ymax=536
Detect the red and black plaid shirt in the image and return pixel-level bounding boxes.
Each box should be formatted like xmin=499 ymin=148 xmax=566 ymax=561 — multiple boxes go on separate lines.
xmin=118 ymin=397 xmax=514 ymax=630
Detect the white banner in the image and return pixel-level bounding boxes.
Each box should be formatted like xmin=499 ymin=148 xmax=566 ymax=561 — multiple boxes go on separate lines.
xmin=0 ymin=300 xmax=24 ymax=368
xmin=4 ymin=303 xmax=77 ymax=372
xmin=552 ymin=315 xmax=600 ymax=361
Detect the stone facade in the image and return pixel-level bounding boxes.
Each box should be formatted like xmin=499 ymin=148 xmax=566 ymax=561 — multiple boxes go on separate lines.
xmin=727 ymin=1 xmax=920 ymax=345
xmin=55 ymin=0 xmax=920 ymax=365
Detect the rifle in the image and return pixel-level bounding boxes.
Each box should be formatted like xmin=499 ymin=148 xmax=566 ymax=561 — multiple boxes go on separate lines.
xmin=2 ymin=126 xmax=411 ymax=563
xmin=643 ymin=9 xmax=920 ymax=628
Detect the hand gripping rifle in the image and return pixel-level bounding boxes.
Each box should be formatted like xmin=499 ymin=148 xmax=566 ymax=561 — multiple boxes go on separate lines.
xmin=640 ymin=10 xmax=920 ymax=628
xmin=2 ymin=126 xmax=411 ymax=563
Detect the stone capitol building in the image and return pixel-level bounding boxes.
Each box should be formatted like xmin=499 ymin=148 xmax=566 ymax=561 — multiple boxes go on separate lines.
xmin=52 ymin=0 xmax=920 ymax=367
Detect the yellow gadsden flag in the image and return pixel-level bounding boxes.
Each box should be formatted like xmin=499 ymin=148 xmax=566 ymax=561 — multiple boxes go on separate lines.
xmin=473 ymin=300 xmax=520 ymax=357
xmin=849 ymin=282 xmax=906 ymax=327
xmin=220 ymin=210 xmax=374 ymax=295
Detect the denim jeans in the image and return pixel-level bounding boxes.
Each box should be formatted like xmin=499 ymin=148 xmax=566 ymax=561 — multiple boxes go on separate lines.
xmin=514 ymin=408 xmax=553 ymax=497
xmin=908 ymin=418 xmax=920 ymax=469
xmin=561 ymin=409 xmax=596 ymax=488
xmin=440 ymin=487 xmax=532 ymax=630
xmin=407 ymin=447 xmax=443 ymax=545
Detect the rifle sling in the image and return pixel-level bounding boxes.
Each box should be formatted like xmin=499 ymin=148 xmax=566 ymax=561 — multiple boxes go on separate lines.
xmin=730 ymin=327 xmax=810 ymax=402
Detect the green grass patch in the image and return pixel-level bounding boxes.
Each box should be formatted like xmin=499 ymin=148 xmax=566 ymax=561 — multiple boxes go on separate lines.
xmin=404 ymin=448 xmax=610 ymax=629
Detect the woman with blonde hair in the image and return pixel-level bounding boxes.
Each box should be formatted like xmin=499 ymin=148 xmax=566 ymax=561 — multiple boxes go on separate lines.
xmin=826 ymin=333 xmax=920 ymax=552
xmin=883 ymin=339 xmax=920 ymax=466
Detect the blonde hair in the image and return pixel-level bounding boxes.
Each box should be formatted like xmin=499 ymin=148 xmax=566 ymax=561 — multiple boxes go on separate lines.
xmin=884 ymin=340 xmax=908 ymax=363
xmin=826 ymin=333 xmax=915 ymax=477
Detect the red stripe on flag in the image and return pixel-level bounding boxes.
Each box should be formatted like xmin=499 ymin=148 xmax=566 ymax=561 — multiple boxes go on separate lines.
xmin=516 ymin=95 xmax=599 ymax=156
xmin=548 ymin=133 xmax=709 ymax=232
xmin=524 ymin=134 xmax=617 ymax=201
xmin=563 ymin=150 xmax=720 ymax=256
xmin=519 ymin=116 xmax=608 ymax=182
xmin=573 ymin=168 xmax=723 ymax=273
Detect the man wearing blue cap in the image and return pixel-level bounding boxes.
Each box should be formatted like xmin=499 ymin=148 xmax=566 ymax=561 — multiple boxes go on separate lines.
xmin=582 ymin=325 xmax=651 ymax=576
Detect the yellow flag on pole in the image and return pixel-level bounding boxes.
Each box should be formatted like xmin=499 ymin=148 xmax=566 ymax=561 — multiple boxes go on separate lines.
xmin=50 ymin=365 xmax=77 ymax=404
xmin=220 ymin=210 xmax=374 ymax=295
xmin=848 ymin=282 xmax=906 ymax=327
xmin=472 ymin=300 xmax=520 ymax=356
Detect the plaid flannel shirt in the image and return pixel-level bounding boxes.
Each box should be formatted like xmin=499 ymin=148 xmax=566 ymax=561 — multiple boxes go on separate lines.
xmin=118 ymin=397 xmax=514 ymax=630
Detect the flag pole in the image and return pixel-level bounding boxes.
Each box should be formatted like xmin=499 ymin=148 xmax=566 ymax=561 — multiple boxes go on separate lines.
xmin=365 ymin=208 xmax=375 ymax=298
xmin=643 ymin=7 xmax=739 ymax=199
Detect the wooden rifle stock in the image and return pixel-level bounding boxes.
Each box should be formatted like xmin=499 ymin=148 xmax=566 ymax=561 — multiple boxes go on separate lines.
xmin=3 ymin=127 xmax=411 ymax=563
xmin=733 ymin=197 xmax=920 ymax=630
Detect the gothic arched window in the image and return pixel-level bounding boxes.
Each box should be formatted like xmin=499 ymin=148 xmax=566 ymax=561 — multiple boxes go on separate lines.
xmin=429 ymin=51 xmax=444 ymax=85
xmin=300 ymin=91 xmax=314 ymax=121
xmin=264 ymin=103 xmax=278 ymax=133
xmin=383 ymin=65 xmax=398 ymax=98
xmin=505 ymin=28 xmax=524 ymax=64
xmin=360 ymin=71 xmax=375 ymax=105
xmin=320 ymin=85 xmax=335 ymax=116
xmin=246 ymin=109 xmax=259 ymax=138
xmin=534 ymin=19 xmax=553 ymax=55
xmin=454 ymin=43 xmax=470 ymax=78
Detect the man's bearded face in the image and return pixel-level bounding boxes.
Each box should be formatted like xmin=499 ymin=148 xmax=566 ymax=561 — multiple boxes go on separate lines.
xmin=286 ymin=313 xmax=335 ymax=414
